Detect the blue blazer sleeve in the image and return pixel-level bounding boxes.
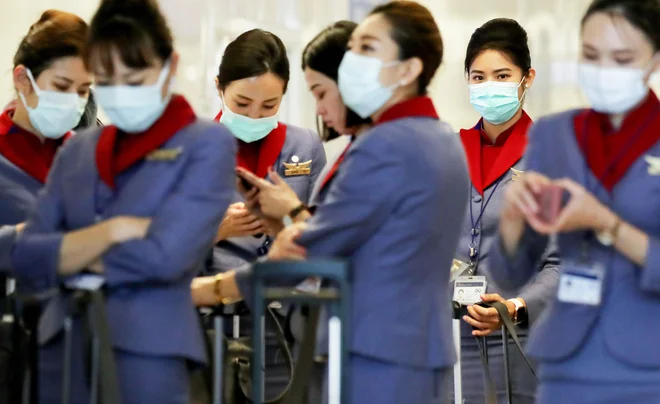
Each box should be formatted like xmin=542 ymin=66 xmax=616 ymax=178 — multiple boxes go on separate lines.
xmin=235 ymin=131 xmax=403 ymax=300
xmin=296 ymin=132 xmax=402 ymax=257
xmin=0 ymin=226 xmax=18 ymax=274
xmin=11 ymin=147 xmax=70 ymax=293
xmin=489 ymin=119 xmax=552 ymax=291
xmin=516 ymin=237 xmax=560 ymax=325
xmin=639 ymin=238 xmax=660 ymax=293
xmin=102 ymin=126 xmax=237 ymax=286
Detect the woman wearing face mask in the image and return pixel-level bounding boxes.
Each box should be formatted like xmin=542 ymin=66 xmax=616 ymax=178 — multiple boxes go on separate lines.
xmin=195 ymin=2 xmax=470 ymax=403
xmin=11 ymin=0 xmax=236 ymax=402
xmin=489 ymin=0 xmax=660 ymax=402
xmin=453 ymin=19 xmax=559 ymax=404
xmin=0 ymin=10 xmax=91 ymax=275
xmin=208 ymin=29 xmax=326 ymax=273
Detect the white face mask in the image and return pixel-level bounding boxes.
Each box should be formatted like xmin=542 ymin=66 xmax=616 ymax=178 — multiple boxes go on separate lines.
xmin=578 ymin=61 xmax=653 ymax=114
xmin=220 ymin=96 xmax=278 ymax=143
xmin=338 ymin=51 xmax=401 ymax=118
xmin=18 ymin=69 xmax=87 ymax=139
xmin=95 ymin=62 xmax=172 ymax=133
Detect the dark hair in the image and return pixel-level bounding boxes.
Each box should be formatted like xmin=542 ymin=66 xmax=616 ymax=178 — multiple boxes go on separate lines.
xmin=464 ymin=18 xmax=531 ymax=76
xmin=369 ymin=1 xmax=443 ymax=95
xmin=582 ymin=0 xmax=660 ymax=51
xmin=85 ymin=0 xmax=174 ymax=75
xmin=74 ymin=88 xmax=101 ymax=131
xmin=217 ymin=29 xmax=290 ymax=93
xmin=13 ymin=10 xmax=88 ymax=78
xmin=302 ymin=21 xmax=370 ymax=141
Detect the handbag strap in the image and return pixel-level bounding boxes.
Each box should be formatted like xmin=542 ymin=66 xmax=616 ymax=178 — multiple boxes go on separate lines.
xmin=472 ymin=301 xmax=537 ymax=404
xmin=281 ymin=305 xmax=320 ymax=404
xmin=76 ymin=289 xmax=121 ymax=404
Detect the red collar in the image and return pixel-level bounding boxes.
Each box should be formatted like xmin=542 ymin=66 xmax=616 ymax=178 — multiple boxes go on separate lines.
xmin=214 ymin=110 xmax=287 ymax=178
xmin=375 ymin=96 xmax=439 ymax=125
xmin=574 ymin=91 xmax=660 ymax=192
xmin=96 ymin=95 xmax=196 ymax=188
xmin=0 ymin=109 xmax=70 ymax=183
xmin=460 ymin=111 xmax=532 ymax=194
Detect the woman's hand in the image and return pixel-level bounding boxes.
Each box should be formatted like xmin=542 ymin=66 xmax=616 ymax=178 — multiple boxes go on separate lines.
xmin=191 ymin=276 xmax=220 ymax=307
xmin=216 ymin=202 xmax=265 ymax=241
xmin=462 ymin=293 xmax=516 ymax=337
xmin=545 ymin=178 xmax=616 ymax=234
xmin=108 ymin=216 xmax=152 ymax=243
xmin=268 ymin=222 xmax=307 ymax=261
xmin=237 ymin=167 xmax=303 ymax=219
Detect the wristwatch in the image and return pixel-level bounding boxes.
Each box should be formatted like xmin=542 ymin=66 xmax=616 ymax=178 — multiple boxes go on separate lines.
xmin=282 ymin=203 xmax=307 ymax=226
xmin=213 ymin=273 xmax=239 ymax=306
xmin=596 ymin=216 xmax=621 ymax=246
xmin=509 ymin=298 xmax=527 ymax=325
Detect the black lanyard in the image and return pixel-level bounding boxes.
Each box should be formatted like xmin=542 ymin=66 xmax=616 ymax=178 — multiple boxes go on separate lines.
xmin=468 ymin=176 xmax=506 ymax=265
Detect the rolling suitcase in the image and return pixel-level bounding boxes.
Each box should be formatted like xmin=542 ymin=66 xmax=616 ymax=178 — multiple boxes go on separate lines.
xmin=250 ymin=260 xmax=350 ymax=404
xmin=451 ymin=301 xmax=537 ymax=404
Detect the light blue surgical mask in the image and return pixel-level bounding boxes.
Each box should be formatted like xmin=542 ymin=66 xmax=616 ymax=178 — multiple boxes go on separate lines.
xmin=18 ymin=68 xmax=87 ymax=139
xmin=469 ymin=78 xmax=527 ymax=125
xmin=95 ymin=62 xmax=172 ymax=133
xmin=338 ymin=51 xmax=401 ymax=118
xmin=220 ymin=98 xmax=278 ymax=143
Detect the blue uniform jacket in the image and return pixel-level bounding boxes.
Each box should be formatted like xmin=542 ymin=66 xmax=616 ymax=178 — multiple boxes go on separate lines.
xmin=11 ymin=119 xmax=236 ymax=363
xmin=236 ymin=114 xmax=470 ymax=369
xmin=489 ymin=108 xmax=660 ymax=381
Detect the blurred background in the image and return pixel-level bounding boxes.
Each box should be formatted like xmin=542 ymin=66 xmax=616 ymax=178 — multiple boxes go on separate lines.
xmin=1 ymin=0 xmax=659 ymax=143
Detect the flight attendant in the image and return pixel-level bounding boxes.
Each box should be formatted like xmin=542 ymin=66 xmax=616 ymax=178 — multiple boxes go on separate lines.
xmin=489 ymin=0 xmax=660 ymax=402
xmin=454 ymin=19 xmax=558 ymax=404
xmin=0 ymin=10 xmax=91 ymax=273
xmin=11 ymin=0 xmax=236 ymax=402
xmin=209 ymin=28 xmax=326 ymax=273
xmin=195 ymin=2 xmax=470 ymax=403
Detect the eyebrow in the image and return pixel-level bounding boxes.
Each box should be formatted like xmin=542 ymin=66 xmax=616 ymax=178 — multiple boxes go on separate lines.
xmin=360 ymin=34 xmax=380 ymax=42
xmin=54 ymin=75 xmax=93 ymax=87
xmin=583 ymin=43 xmax=634 ymax=54
xmin=470 ymin=68 xmax=513 ymax=75
xmin=310 ymin=83 xmax=321 ymax=91
xmin=236 ymin=94 xmax=280 ymax=103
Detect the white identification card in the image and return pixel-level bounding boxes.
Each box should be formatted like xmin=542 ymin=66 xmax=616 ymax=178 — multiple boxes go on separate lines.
xmin=557 ymin=262 xmax=604 ymax=306
xmin=450 ymin=259 xmax=475 ymax=283
xmin=453 ymin=276 xmax=487 ymax=305
xmin=64 ymin=274 xmax=105 ymax=291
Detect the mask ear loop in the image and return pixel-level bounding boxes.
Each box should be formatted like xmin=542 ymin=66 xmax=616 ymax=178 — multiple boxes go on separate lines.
xmin=518 ymin=76 xmax=530 ymax=104
xmin=644 ymin=52 xmax=660 ymax=83
xmin=18 ymin=68 xmax=42 ymax=112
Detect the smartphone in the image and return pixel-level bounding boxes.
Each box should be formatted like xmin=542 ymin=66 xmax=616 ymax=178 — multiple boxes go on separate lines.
xmin=238 ymin=176 xmax=253 ymax=191
xmin=537 ymin=184 xmax=562 ymax=224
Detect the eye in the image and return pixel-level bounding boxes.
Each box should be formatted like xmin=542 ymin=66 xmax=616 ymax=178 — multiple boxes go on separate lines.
xmin=235 ymin=102 xmax=248 ymax=108
xmin=360 ymin=44 xmax=374 ymax=52
xmin=54 ymin=84 xmax=69 ymax=92
xmin=127 ymin=81 xmax=144 ymax=86
xmin=318 ymin=92 xmax=326 ymax=100
xmin=614 ymin=58 xmax=634 ymax=65
xmin=497 ymin=74 xmax=511 ymax=80
xmin=262 ymin=104 xmax=276 ymax=110
xmin=582 ymin=52 xmax=598 ymax=61
xmin=78 ymin=90 xmax=89 ymax=97
xmin=471 ymin=75 xmax=484 ymax=81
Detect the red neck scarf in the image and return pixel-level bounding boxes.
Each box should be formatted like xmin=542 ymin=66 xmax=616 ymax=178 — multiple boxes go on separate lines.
xmin=214 ymin=111 xmax=287 ymax=178
xmin=460 ymin=111 xmax=532 ymax=195
xmin=0 ymin=109 xmax=70 ymax=183
xmin=96 ymin=95 xmax=196 ymax=188
xmin=574 ymin=91 xmax=660 ymax=192
xmin=376 ymin=96 xmax=439 ymax=124
xmin=319 ymin=96 xmax=439 ymax=193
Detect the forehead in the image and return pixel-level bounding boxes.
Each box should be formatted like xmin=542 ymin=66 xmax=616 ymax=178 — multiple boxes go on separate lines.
xmin=582 ymin=12 xmax=654 ymax=51
xmin=304 ymin=68 xmax=334 ymax=86
xmin=225 ymin=72 xmax=285 ymax=98
xmin=41 ymin=56 xmax=88 ymax=75
xmin=352 ymin=13 xmax=392 ymax=41
xmin=470 ymin=49 xmax=519 ymax=72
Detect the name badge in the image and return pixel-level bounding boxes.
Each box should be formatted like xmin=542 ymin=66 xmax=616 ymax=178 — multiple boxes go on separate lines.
xmin=557 ymin=262 xmax=604 ymax=306
xmin=453 ymin=276 xmax=487 ymax=305
xmin=146 ymin=147 xmax=183 ymax=162
xmin=644 ymin=155 xmax=660 ymax=176
xmin=510 ymin=168 xmax=524 ymax=181
xmin=283 ymin=160 xmax=312 ymax=176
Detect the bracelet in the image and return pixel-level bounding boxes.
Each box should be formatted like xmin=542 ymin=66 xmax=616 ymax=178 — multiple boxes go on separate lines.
xmin=289 ymin=203 xmax=308 ymax=220
xmin=213 ymin=273 xmax=237 ymax=306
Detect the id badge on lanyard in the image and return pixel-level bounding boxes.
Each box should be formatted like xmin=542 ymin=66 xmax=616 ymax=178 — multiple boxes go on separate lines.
xmin=557 ymin=261 xmax=605 ymax=306
xmin=453 ymin=276 xmax=487 ymax=305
